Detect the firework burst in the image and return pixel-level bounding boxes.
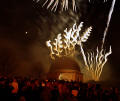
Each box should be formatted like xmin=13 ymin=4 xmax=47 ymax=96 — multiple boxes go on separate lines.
xmin=81 ymin=46 xmax=112 ymax=81
xmin=46 ymin=22 xmax=112 ymax=81
xmin=33 ymin=0 xmax=109 ymax=12
xmin=46 ymin=22 xmax=92 ymax=59
xmin=42 ymin=0 xmax=77 ymax=12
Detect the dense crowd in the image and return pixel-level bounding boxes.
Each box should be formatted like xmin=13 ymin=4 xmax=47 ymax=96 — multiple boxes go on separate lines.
xmin=0 ymin=75 xmax=120 ymax=101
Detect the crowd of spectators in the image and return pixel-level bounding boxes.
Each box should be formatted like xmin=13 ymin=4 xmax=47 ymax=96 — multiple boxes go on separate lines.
xmin=0 ymin=75 xmax=120 ymax=101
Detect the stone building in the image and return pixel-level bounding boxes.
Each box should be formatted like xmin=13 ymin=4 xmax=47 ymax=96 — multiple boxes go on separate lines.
xmin=48 ymin=57 xmax=83 ymax=82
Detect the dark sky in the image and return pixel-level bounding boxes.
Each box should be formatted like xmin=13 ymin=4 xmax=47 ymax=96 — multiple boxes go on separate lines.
xmin=0 ymin=0 xmax=120 ymax=81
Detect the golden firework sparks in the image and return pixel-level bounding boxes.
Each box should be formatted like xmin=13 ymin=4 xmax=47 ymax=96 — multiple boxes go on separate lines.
xmin=46 ymin=22 xmax=112 ymax=81
xmin=46 ymin=22 xmax=92 ymax=59
xmin=82 ymin=46 xmax=112 ymax=81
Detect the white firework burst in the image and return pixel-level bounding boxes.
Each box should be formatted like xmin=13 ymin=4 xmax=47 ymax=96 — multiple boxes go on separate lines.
xmin=43 ymin=0 xmax=77 ymax=12
xmin=34 ymin=0 xmax=77 ymax=12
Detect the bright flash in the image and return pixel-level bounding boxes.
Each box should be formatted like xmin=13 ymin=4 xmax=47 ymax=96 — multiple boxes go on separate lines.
xmin=46 ymin=22 xmax=92 ymax=59
xmin=42 ymin=0 xmax=77 ymax=12
xmin=46 ymin=22 xmax=112 ymax=81
xmin=83 ymin=46 xmax=112 ymax=81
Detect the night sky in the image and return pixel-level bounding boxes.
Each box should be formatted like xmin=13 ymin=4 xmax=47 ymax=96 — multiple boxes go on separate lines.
xmin=0 ymin=0 xmax=120 ymax=82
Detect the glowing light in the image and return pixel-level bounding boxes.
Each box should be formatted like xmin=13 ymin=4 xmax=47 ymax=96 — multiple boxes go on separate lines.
xmin=86 ymin=0 xmax=115 ymax=81
xmin=81 ymin=46 xmax=112 ymax=81
xmin=46 ymin=22 xmax=112 ymax=81
xmin=46 ymin=40 xmax=55 ymax=59
xmin=102 ymin=0 xmax=116 ymax=48
xmin=58 ymin=73 xmax=75 ymax=81
xmin=46 ymin=22 xmax=92 ymax=59
xmin=25 ymin=32 xmax=28 ymax=35
xmin=42 ymin=0 xmax=77 ymax=12
xmin=33 ymin=0 xmax=109 ymax=12
xmin=53 ymin=34 xmax=63 ymax=57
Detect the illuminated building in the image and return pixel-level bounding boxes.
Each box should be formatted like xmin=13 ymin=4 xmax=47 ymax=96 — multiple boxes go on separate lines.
xmin=47 ymin=57 xmax=83 ymax=82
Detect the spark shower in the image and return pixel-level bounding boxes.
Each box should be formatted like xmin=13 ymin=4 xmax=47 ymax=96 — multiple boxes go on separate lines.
xmin=46 ymin=22 xmax=112 ymax=81
xmin=32 ymin=0 xmax=116 ymax=81
xmin=45 ymin=0 xmax=116 ymax=81
xmin=33 ymin=0 xmax=108 ymax=12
